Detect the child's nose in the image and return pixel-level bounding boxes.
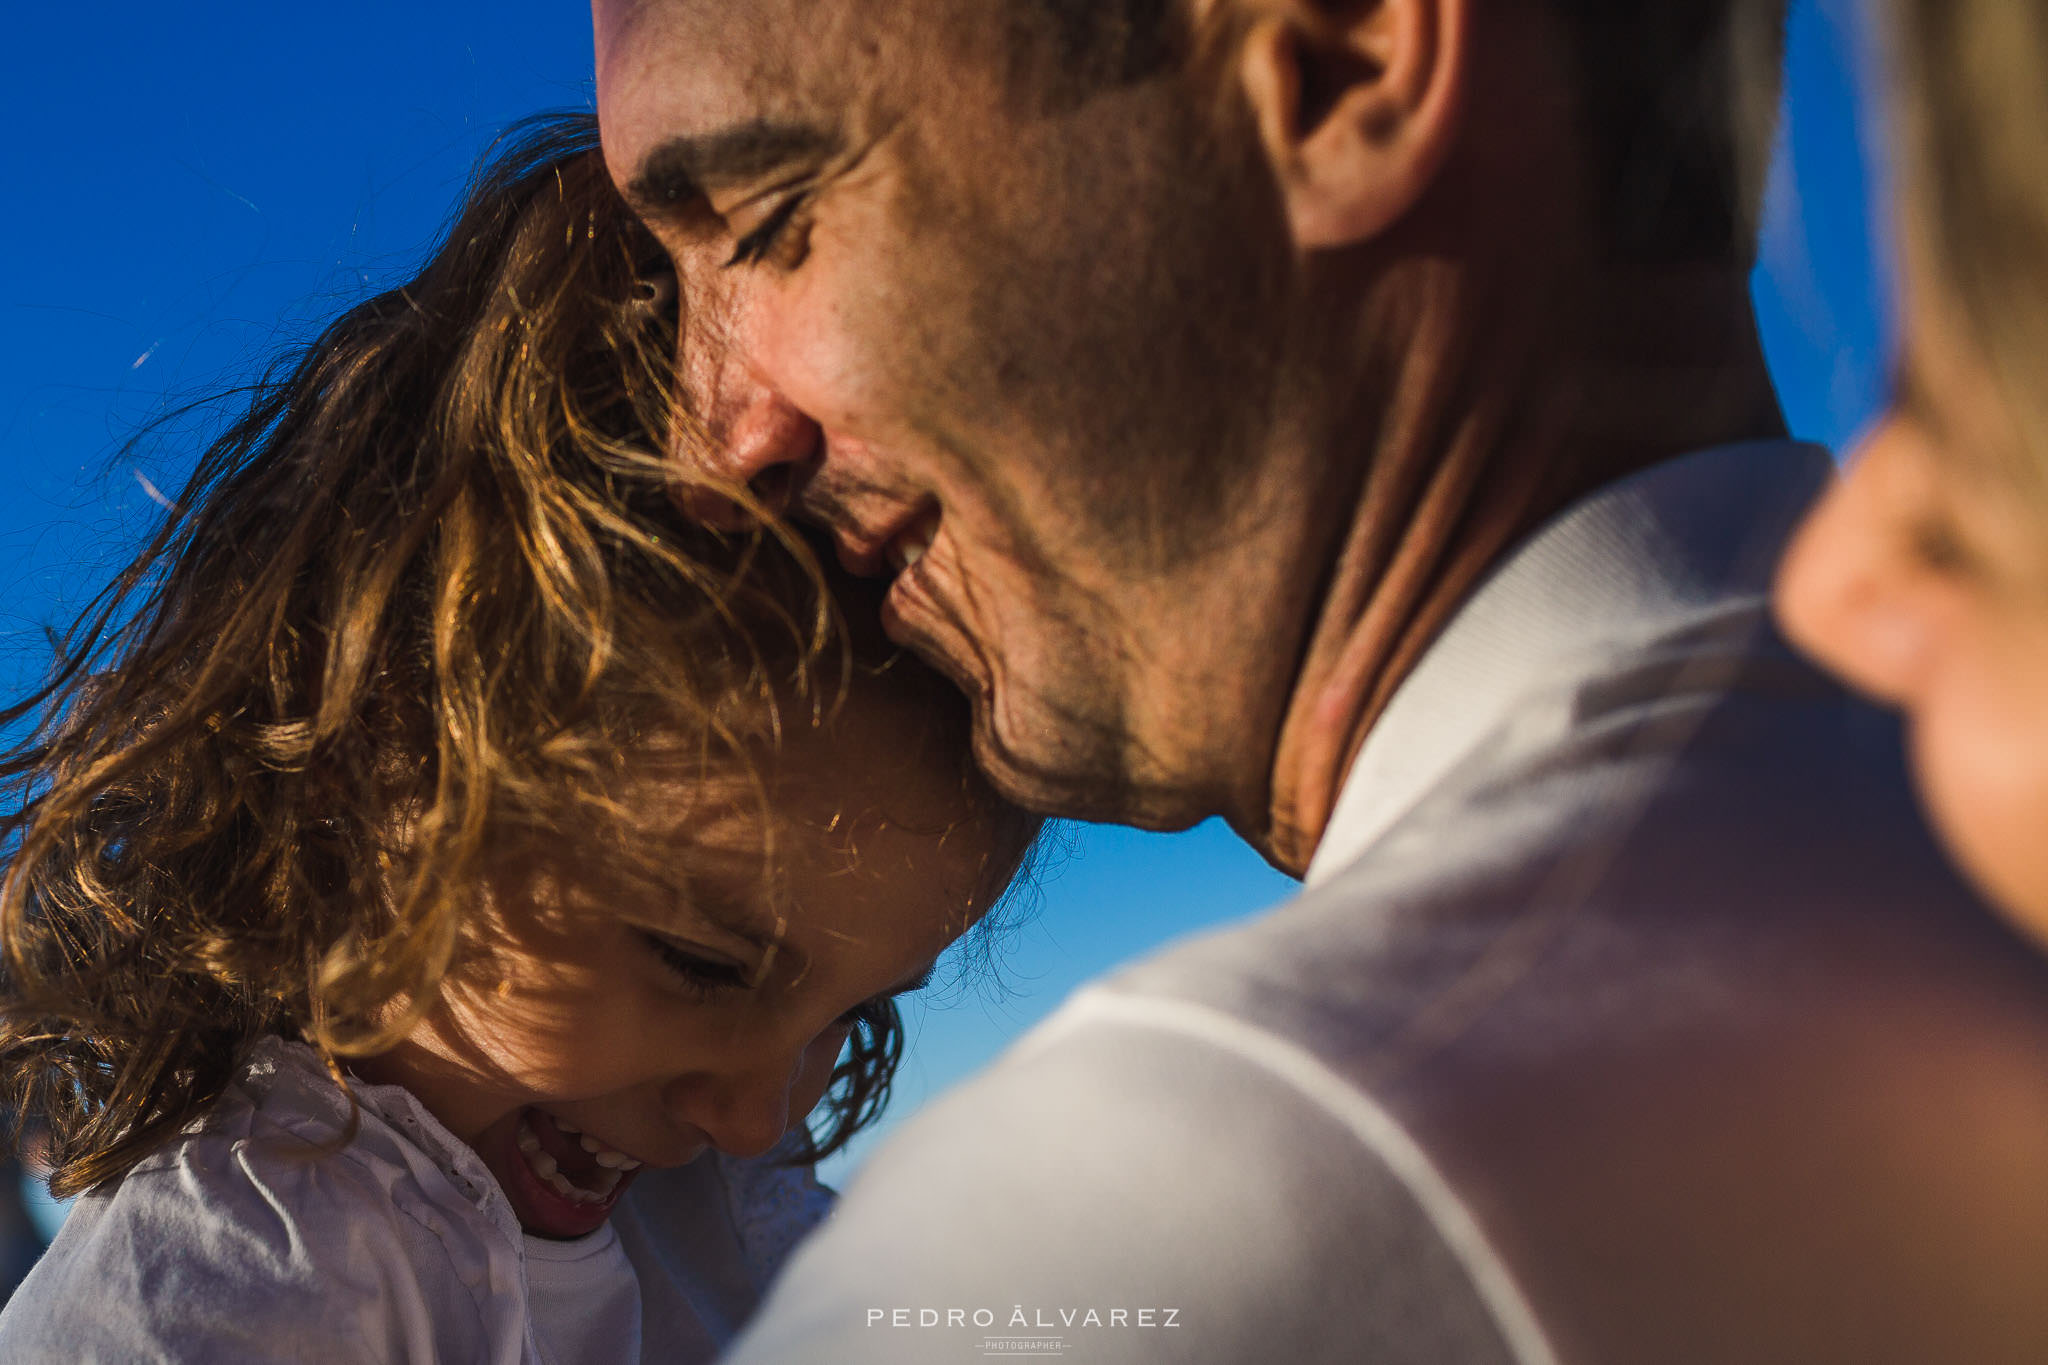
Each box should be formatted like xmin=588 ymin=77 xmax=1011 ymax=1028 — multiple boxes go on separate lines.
xmin=662 ymin=1060 xmax=798 ymax=1161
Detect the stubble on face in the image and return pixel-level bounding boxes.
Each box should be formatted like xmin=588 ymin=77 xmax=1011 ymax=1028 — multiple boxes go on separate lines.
xmin=597 ymin=0 xmax=1310 ymax=829
xmin=833 ymin=69 xmax=1306 ymax=824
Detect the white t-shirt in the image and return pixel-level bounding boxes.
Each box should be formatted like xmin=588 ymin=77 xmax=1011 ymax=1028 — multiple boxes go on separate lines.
xmin=0 ymin=1037 xmax=830 ymax=1363
xmin=524 ymin=1223 xmax=642 ymax=1365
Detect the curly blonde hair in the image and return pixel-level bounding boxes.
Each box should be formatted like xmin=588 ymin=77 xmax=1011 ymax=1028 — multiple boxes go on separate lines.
xmin=0 ymin=114 xmax=1032 ymax=1196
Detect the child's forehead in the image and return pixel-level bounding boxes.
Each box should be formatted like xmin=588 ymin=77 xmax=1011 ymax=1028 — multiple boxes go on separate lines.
xmin=587 ymin=681 xmax=1030 ymax=933
xmin=605 ymin=734 xmax=986 ymax=861
xmin=651 ymin=769 xmax=999 ymax=893
xmin=637 ymin=698 xmax=983 ymax=824
xmin=590 ymin=803 xmax=998 ymax=968
xmin=518 ymin=810 xmax=985 ymax=997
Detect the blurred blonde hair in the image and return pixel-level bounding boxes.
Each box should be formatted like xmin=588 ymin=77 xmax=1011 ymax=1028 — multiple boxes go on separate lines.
xmin=1887 ymin=0 xmax=2048 ymax=490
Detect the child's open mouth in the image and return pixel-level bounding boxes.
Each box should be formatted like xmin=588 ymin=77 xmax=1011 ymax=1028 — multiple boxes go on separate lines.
xmin=492 ymin=1107 xmax=646 ymax=1240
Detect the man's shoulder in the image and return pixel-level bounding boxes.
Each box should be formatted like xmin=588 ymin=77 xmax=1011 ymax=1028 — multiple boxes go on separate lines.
xmin=736 ymin=986 xmax=1543 ymax=1365
xmin=1085 ymin=634 xmax=2048 ymax=1362
xmin=1113 ymin=610 xmax=2024 ymax=1059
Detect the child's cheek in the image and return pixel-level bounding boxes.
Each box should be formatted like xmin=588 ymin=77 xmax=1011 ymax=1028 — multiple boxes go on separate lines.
xmin=437 ymin=981 xmax=609 ymax=1096
xmin=786 ymin=1023 xmax=856 ymax=1126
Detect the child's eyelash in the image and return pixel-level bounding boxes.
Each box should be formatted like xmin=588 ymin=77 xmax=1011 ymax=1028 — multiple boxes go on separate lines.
xmin=640 ymin=932 xmax=753 ymax=997
xmin=837 ymin=997 xmax=885 ymax=1027
xmin=837 ymin=967 xmax=939 ymax=1025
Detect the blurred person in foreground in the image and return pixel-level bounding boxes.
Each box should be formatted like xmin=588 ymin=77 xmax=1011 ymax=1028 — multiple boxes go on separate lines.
xmin=596 ymin=0 xmax=2048 ymax=1360
xmin=1781 ymin=1 xmax=2048 ymax=946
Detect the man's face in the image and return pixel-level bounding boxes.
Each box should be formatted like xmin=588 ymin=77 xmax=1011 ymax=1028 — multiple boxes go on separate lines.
xmin=594 ymin=0 xmax=1308 ymax=827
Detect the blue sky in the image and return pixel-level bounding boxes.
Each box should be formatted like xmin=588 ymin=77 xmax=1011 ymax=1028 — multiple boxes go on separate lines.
xmin=1 ymin=0 xmax=1889 ymax=1183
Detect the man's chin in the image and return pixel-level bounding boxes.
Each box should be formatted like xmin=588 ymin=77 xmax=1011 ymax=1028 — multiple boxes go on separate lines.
xmin=962 ymin=685 xmax=1212 ymax=831
xmin=880 ymin=566 xmax=987 ymax=695
xmin=881 ymin=565 xmax=1205 ymax=827
xmin=975 ymin=736 xmax=1211 ymax=831
xmin=881 ymin=603 xmax=1110 ymax=818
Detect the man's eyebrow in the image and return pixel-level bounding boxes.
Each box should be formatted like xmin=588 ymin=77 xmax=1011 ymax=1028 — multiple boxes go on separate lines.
xmin=625 ymin=121 xmax=842 ymax=215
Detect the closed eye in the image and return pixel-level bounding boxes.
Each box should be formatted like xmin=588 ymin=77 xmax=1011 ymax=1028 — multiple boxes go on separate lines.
xmin=640 ymin=931 xmax=754 ymax=998
xmin=724 ymin=191 xmax=810 ymax=269
xmin=838 ymin=964 xmax=937 ymax=1024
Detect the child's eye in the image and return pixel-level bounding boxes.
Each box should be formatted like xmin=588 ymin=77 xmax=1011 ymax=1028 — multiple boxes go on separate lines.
xmin=639 ymin=931 xmax=753 ymax=998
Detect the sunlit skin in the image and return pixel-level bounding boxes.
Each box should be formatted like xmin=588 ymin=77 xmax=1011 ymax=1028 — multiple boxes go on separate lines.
xmin=593 ymin=0 xmax=1785 ymax=873
xmin=1778 ymin=268 xmax=2048 ymax=948
xmin=355 ymin=699 xmax=1012 ymax=1239
xmin=595 ymin=0 xmax=1312 ymax=843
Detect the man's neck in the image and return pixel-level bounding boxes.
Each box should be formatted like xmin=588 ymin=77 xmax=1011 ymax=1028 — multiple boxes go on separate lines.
xmin=1248 ymin=262 xmax=1787 ymax=876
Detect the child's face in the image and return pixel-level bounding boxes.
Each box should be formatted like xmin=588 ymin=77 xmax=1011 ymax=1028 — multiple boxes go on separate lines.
xmin=359 ymin=696 xmax=1017 ymax=1239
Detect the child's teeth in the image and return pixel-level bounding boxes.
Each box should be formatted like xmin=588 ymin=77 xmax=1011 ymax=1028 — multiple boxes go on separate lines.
xmin=529 ymin=1151 xmax=559 ymax=1179
xmin=576 ymin=1133 xmax=643 ymax=1169
xmin=591 ymin=1168 xmax=622 ymax=1197
xmin=516 ymin=1123 xmax=540 ymax=1155
xmin=546 ymin=1171 xmax=578 ymax=1199
xmin=555 ymin=1119 xmax=580 ymax=1135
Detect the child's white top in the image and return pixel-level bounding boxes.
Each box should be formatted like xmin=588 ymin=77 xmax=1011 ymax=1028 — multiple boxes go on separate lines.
xmin=0 ymin=1037 xmax=831 ymax=1363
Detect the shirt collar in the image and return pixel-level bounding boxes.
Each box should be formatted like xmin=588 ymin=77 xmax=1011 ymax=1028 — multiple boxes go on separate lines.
xmin=1304 ymin=440 xmax=1833 ymax=887
xmin=242 ymin=1036 xmax=528 ymax=1248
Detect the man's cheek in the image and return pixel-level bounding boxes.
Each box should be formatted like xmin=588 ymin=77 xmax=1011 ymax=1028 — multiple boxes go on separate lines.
xmin=771 ymin=295 xmax=923 ymax=439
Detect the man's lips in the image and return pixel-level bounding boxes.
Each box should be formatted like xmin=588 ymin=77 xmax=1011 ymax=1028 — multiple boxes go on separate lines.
xmin=831 ymin=500 xmax=940 ymax=578
xmin=880 ymin=548 xmax=991 ymax=707
xmin=886 ymin=513 xmax=938 ymax=573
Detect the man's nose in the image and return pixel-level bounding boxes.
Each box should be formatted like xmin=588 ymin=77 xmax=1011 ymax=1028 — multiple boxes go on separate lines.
xmin=672 ymin=278 xmax=823 ymax=530
xmin=673 ymin=373 xmax=823 ymax=530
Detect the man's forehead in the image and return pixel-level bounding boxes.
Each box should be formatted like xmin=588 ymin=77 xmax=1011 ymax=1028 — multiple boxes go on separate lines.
xmin=598 ymin=0 xmax=799 ymax=163
xmin=592 ymin=0 xmax=913 ymax=167
xmin=592 ymin=0 xmax=1018 ymax=191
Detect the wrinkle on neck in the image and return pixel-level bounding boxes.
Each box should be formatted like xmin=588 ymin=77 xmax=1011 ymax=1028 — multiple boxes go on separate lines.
xmin=1255 ymin=259 xmax=1785 ymax=874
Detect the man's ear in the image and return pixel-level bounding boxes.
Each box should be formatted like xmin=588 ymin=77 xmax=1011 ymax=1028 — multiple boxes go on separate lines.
xmin=1235 ymin=0 xmax=1467 ymax=250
